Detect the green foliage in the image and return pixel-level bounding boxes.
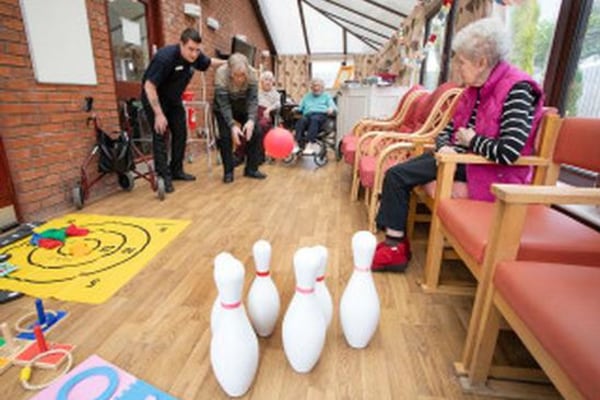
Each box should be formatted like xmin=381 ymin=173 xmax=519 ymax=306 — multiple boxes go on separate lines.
xmin=580 ymin=3 xmax=600 ymax=59
xmin=564 ymin=68 xmax=582 ymax=117
xmin=509 ymin=1 xmax=540 ymax=74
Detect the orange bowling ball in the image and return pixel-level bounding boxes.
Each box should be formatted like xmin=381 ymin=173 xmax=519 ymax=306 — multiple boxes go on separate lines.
xmin=263 ymin=127 xmax=294 ymax=159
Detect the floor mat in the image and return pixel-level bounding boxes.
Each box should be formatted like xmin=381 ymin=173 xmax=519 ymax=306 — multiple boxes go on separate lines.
xmin=30 ymin=354 xmax=178 ymax=399
xmin=0 ymin=214 xmax=189 ymax=304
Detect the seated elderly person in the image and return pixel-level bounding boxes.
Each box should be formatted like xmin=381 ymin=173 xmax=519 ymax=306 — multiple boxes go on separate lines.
xmin=235 ymin=70 xmax=281 ymax=165
xmin=372 ymin=17 xmax=544 ymax=272
xmin=294 ymin=78 xmax=336 ymax=154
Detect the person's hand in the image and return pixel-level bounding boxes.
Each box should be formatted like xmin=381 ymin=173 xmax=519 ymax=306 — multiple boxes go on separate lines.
xmin=154 ymin=113 xmax=168 ymax=135
xmin=327 ymin=107 xmax=333 ymax=116
xmin=231 ymin=125 xmax=243 ymax=147
xmin=437 ymin=145 xmax=457 ymax=154
xmin=455 ymin=127 xmax=475 ymax=147
xmin=243 ymin=120 xmax=254 ymax=141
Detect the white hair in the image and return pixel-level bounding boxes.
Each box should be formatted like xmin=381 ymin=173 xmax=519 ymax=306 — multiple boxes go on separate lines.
xmin=310 ymin=78 xmax=324 ymax=86
xmin=229 ymin=53 xmax=249 ymax=73
xmin=261 ymin=70 xmax=274 ymax=81
xmin=452 ymin=17 xmax=510 ymax=67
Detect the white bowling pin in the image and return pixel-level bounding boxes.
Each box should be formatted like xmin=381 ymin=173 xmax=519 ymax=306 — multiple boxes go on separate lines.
xmin=340 ymin=231 xmax=380 ymax=349
xmin=210 ymin=257 xmax=259 ymax=397
xmin=247 ymin=240 xmax=281 ymax=337
xmin=313 ymin=245 xmax=333 ymax=328
xmin=282 ymin=247 xmax=326 ymax=373
xmin=211 ymin=252 xmax=235 ymax=334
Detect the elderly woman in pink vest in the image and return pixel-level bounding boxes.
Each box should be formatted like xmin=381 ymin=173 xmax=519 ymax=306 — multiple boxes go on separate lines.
xmin=372 ymin=17 xmax=544 ymax=272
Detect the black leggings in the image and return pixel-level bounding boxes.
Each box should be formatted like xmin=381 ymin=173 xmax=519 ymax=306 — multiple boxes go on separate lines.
xmin=375 ymin=152 xmax=466 ymax=232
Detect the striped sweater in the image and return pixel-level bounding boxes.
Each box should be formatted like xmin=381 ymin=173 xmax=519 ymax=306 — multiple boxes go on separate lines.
xmin=435 ymin=81 xmax=536 ymax=164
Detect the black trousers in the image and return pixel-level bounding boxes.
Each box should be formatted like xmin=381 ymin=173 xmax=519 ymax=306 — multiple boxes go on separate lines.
xmin=375 ymin=152 xmax=466 ymax=232
xmin=295 ymin=112 xmax=328 ymax=145
xmin=214 ymin=111 xmax=262 ymax=175
xmin=143 ymin=104 xmax=187 ymax=180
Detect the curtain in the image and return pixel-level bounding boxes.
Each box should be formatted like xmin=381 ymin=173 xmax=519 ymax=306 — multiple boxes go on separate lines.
xmin=354 ymin=54 xmax=378 ymax=81
xmin=275 ymin=55 xmax=309 ymax=104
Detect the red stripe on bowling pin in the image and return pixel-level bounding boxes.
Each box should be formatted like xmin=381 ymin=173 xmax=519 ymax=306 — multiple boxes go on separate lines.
xmin=295 ymin=286 xmax=315 ymax=294
xmin=221 ymin=301 xmax=241 ymax=309
xmin=256 ymin=271 xmax=270 ymax=277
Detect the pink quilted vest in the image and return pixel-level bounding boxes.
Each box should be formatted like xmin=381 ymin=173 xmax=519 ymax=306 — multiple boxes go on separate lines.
xmin=452 ymin=61 xmax=544 ymax=201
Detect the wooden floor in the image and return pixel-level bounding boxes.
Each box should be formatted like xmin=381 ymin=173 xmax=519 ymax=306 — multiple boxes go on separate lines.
xmin=0 ymin=151 xmax=516 ymax=399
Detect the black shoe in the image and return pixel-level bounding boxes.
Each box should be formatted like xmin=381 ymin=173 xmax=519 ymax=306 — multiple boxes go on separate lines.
xmin=172 ymin=172 xmax=196 ymax=181
xmin=165 ymin=180 xmax=175 ymax=193
xmin=243 ymin=170 xmax=267 ymax=179
xmin=223 ymin=173 xmax=234 ymax=183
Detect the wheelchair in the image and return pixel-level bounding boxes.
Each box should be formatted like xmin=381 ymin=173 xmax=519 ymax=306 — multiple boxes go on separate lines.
xmin=281 ymin=109 xmax=337 ymax=168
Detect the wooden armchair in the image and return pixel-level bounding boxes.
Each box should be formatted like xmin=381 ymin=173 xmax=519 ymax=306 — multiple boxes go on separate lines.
xmin=340 ymin=85 xmax=427 ymax=167
xmin=405 ymin=107 xmax=559 ymax=241
xmin=460 ymin=184 xmax=600 ymax=398
xmin=421 ymin=115 xmax=600 ymax=387
xmin=350 ymin=82 xmax=462 ymax=204
xmin=364 ymin=86 xmax=464 ymax=231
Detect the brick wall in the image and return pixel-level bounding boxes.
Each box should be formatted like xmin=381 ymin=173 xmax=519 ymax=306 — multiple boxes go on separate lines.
xmin=0 ymin=0 xmax=271 ymax=222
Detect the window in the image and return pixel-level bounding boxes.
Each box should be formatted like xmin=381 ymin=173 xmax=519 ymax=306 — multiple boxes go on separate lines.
xmin=492 ymin=0 xmax=561 ymax=86
xmin=311 ymin=59 xmax=353 ymax=89
xmin=563 ymin=1 xmax=600 ymax=117
xmin=421 ymin=7 xmax=450 ymax=90
xmin=108 ymin=0 xmax=150 ymax=83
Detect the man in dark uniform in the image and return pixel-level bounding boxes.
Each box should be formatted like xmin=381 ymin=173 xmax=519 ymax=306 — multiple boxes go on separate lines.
xmin=141 ymin=28 xmax=222 ymax=193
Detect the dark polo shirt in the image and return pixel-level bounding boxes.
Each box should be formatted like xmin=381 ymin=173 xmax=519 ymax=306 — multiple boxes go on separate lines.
xmin=141 ymin=44 xmax=211 ymax=109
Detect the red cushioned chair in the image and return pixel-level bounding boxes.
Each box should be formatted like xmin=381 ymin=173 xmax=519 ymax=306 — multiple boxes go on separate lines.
xmin=460 ymin=183 xmax=600 ymax=398
xmin=421 ymin=115 xmax=600 ymax=386
xmin=341 ymin=85 xmax=426 ymax=167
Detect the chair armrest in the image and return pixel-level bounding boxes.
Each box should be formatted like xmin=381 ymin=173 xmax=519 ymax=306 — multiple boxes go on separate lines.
xmin=435 ymin=153 xmax=550 ymax=167
xmin=492 ymin=184 xmax=600 ymax=206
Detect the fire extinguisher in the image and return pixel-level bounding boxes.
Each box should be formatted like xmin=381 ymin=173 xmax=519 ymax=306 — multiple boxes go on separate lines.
xmin=182 ymin=91 xmax=196 ymax=131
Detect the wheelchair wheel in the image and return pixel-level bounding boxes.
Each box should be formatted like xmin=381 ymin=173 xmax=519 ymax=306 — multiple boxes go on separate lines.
xmin=282 ymin=151 xmax=296 ymax=164
xmin=314 ymin=143 xmax=328 ymax=167
xmin=72 ymin=184 xmax=84 ymax=210
xmin=117 ymin=172 xmax=135 ymax=191
xmin=156 ymin=177 xmax=166 ymax=201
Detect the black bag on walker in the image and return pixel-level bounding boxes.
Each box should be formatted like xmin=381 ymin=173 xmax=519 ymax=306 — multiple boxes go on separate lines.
xmin=97 ymin=128 xmax=134 ymax=174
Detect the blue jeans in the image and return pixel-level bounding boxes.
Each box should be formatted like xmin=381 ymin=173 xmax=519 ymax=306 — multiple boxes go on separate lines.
xmin=294 ymin=112 xmax=328 ymax=146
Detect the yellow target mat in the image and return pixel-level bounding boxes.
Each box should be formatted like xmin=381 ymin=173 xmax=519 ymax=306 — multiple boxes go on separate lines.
xmin=0 ymin=214 xmax=190 ymax=304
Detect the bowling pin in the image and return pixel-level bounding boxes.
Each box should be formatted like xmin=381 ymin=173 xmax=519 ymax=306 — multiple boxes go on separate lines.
xmin=282 ymin=247 xmax=326 ymax=373
xmin=339 ymin=231 xmax=380 ymax=349
xmin=211 ymin=252 xmax=235 ymax=334
xmin=313 ymin=245 xmax=333 ymax=328
xmin=210 ymin=257 xmax=259 ymax=397
xmin=247 ymin=240 xmax=281 ymax=337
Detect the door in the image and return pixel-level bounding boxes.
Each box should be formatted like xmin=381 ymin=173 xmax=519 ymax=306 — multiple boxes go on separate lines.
xmin=107 ymin=0 xmax=162 ymax=101
xmin=0 ymin=136 xmax=19 ymax=229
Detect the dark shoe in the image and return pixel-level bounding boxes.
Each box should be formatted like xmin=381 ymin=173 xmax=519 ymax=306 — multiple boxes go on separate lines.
xmin=172 ymin=172 xmax=196 ymax=181
xmin=223 ymin=173 xmax=234 ymax=184
xmin=165 ymin=180 xmax=175 ymax=193
xmin=371 ymin=240 xmax=410 ymax=273
xmin=243 ymin=170 xmax=267 ymax=179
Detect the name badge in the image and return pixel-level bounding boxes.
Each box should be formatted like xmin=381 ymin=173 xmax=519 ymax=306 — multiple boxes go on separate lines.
xmin=175 ymin=65 xmax=184 ymax=71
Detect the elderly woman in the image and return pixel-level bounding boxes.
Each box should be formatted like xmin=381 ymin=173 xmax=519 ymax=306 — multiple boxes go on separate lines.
xmin=372 ymin=17 xmax=544 ymax=272
xmin=214 ymin=53 xmax=267 ymax=183
xmin=258 ymin=70 xmax=281 ymax=132
xmin=294 ymin=78 xmax=337 ymax=154
xmin=235 ymin=70 xmax=281 ymax=165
